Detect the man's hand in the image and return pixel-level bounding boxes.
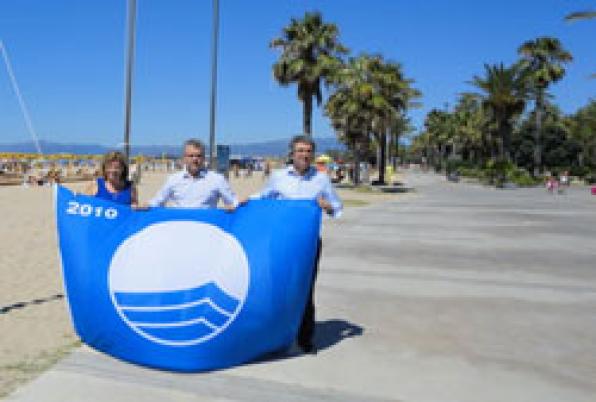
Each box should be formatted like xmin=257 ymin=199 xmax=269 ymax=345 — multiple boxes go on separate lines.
xmin=132 ymin=202 xmax=149 ymax=211
xmin=238 ymin=196 xmax=249 ymax=205
xmin=317 ymin=196 xmax=333 ymax=215
xmin=223 ymin=203 xmax=237 ymax=213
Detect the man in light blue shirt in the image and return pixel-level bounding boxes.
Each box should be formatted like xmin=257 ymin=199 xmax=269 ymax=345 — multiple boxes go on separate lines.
xmin=253 ymin=135 xmax=342 ymax=354
xmin=149 ymin=139 xmax=238 ymax=209
xmin=256 ymin=138 xmax=342 ymax=218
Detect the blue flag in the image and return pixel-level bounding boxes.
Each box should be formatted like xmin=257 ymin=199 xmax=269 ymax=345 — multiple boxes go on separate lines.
xmin=54 ymin=185 xmax=321 ymax=372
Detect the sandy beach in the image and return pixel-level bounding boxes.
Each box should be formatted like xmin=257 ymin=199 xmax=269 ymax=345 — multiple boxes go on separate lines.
xmin=0 ymin=170 xmax=404 ymax=397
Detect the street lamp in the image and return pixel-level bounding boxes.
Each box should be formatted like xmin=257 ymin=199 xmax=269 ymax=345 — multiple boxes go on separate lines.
xmin=123 ymin=0 xmax=137 ymax=161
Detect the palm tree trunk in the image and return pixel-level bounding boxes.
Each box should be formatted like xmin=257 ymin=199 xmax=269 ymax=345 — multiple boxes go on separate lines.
xmin=378 ymin=132 xmax=386 ymax=184
xmin=387 ymin=130 xmax=393 ymax=169
xmin=485 ymin=130 xmax=496 ymax=161
xmin=353 ymin=137 xmax=361 ymax=185
xmin=499 ymin=120 xmax=510 ymax=162
xmin=533 ymin=91 xmax=543 ymax=177
xmin=433 ymin=145 xmax=440 ymax=171
xmin=303 ymin=96 xmax=313 ymax=137
xmin=392 ymin=131 xmax=399 ymax=169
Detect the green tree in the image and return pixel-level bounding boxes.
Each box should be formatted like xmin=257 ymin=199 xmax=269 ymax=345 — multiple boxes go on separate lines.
xmin=471 ymin=63 xmax=528 ymax=161
xmin=568 ymin=100 xmax=596 ymax=170
xmin=388 ymin=114 xmax=415 ymax=169
xmin=513 ymin=104 xmax=578 ymax=172
xmin=325 ymin=56 xmax=380 ymax=184
xmin=325 ymin=54 xmax=418 ymax=184
xmin=423 ymin=108 xmax=457 ymax=171
xmin=453 ymin=93 xmax=486 ymax=165
xmin=271 ymin=12 xmax=348 ymax=137
xmin=373 ymin=60 xmax=420 ymax=183
xmin=518 ymin=37 xmax=572 ymax=176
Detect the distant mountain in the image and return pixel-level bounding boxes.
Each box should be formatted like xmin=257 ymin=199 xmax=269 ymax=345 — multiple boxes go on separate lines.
xmin=229 ymin=137 xmax=344 ymax=157
xmin=0 ymin=137 xmax=345 ymax=157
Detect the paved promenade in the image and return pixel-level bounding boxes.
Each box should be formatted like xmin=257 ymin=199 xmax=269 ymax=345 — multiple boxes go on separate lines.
xmin=6 ymin=173 xmax=596 ymax=401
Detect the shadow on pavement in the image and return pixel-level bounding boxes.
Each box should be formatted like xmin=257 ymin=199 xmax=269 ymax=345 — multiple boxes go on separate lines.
xmin=0 ymin=293 xmax=64 ymax=315
xmin=253 ymin=318 xmax=364 ymax=364
xmin=313 ymin=319 xmax=364 ymax=351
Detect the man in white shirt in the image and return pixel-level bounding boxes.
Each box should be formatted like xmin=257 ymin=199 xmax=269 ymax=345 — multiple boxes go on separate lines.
xmin=149 ymin=139 xmax=238 ymax=209
xmin=254 ymin=135 xmax=343 ymax=354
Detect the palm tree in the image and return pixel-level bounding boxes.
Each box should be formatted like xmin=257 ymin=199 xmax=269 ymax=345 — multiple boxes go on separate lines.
xmin=373 ymin=61 xmax=420 ymax=183
xmin=325 ymin=56 xmax=379 ymax=185
xmin=453 ymin=93 xmax=485 ymax=164
xmin=325 ymin=54 xmax=418 ymax=184
xmin=471 ymin=63 xmax=528 ymax=161
xmin=424 ymin=108 xmax=456 ymax=171
xmin=408 ymin=131 xmax=432 ymax=167
xmin=518 ymin=37 xmax=572 ymax=176
xmin=568 ymin=100 xmax=596 ymax=169
xmin=270 ymin=12 xmax=348 ymax=137
xmin=388 ymin=114 xmax=415 ymax=170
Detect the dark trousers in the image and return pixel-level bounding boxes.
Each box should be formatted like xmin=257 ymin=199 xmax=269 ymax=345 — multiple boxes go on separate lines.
xmin=297 ymin=238 xmax=322 ymax=347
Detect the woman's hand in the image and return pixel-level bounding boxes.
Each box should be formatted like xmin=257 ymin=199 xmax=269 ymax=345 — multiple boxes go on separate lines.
xmin=132 ymin=202 xmax=149 ymax=211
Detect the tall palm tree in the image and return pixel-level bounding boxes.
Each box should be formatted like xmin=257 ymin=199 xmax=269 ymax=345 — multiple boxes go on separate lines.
xmin=471 ymin=63 xmax=528 ymax=161
xmin=270 ymin=12 xmax=347 ymax=137
xmin=518 ymin=37 xmax=573 ymax=176
xmin=372 ymin=60 xmax=420 ymax=183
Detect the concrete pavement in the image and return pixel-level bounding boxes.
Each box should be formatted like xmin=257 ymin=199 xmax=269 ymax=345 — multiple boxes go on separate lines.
xmin=6 ymin=172 xmax=596 ymax=401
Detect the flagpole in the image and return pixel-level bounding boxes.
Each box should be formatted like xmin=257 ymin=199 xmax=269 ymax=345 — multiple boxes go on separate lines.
xmin=0 ymin=40 xmax=43 ymax=156
xmin=208 ymin=0 xmax=220 ymax=170
xmin=123 ymin=0 xmax=137 ymax=160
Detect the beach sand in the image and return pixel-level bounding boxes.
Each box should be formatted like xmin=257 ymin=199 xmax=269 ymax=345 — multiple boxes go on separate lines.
xmin=0 ymin=170 xmax=404 ymax=397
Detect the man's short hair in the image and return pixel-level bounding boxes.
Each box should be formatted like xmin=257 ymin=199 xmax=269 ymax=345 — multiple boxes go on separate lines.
xmin=289 ymin=135 xmax=316 ymax=153
xmin=183 ymin=138 xmax=205 ymax=154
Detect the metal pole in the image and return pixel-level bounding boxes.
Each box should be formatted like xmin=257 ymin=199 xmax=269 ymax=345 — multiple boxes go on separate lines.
xmin=123 ymin=0 xmax=137 ymax=160
xmin=208 ymin=0 xmax=220 ymax=170
xmin=0 ymin=40 xmax=43 ymax=156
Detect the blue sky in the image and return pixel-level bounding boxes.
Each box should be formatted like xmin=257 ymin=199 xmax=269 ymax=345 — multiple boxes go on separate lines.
xmin=0 ymin=0 xmax=594 ymax=147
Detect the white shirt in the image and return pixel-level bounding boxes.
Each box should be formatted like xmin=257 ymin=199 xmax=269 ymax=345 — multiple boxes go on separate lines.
xmin=255 ymin=166 xmax=342 ymax=218
xmin=149 ymin=169 xmax=238 ymax=208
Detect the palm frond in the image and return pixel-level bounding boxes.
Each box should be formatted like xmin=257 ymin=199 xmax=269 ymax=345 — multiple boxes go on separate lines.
xmin=565 ymin=11 xmax=596 ymax=22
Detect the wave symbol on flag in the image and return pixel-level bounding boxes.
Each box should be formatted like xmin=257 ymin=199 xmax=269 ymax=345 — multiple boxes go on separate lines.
xmin=114 ymin=282 xmax=240 ymax=344
xmin=108 ymin=221 xmax=250 ymax=346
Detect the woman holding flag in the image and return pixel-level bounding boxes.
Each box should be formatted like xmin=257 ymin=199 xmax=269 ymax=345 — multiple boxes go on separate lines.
xmin=83 ymin=151 xmax=138 ymax=207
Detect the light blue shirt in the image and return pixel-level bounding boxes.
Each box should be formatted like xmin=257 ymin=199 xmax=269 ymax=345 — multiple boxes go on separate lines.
xmin=149 ymin=169 xmax=238 ymax=208
xmin=255 ymin=166 xmax=343 ymax=218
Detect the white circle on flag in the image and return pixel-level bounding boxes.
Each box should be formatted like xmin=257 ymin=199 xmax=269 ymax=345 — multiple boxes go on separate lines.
xmin=108 ymin=221 xmax=250 ymax=346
